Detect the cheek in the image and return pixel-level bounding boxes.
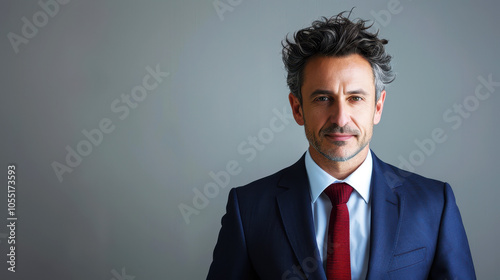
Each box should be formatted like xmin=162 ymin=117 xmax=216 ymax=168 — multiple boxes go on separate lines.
xmin=353 ymin=111 xmax=376 ymax=130
xmin=354 ymin=116 xmax=374 ymax=134
xmin=306 ymin=108 xmax=328 ymax=124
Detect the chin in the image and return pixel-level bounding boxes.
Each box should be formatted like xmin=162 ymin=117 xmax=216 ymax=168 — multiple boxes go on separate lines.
xmin=323 ymin=145 xmax=367 ymax=162
xmin=320 ymin=149 xmax=354 ymax=162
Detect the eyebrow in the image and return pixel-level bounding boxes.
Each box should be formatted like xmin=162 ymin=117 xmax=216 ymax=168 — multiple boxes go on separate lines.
xmin=346 ymin=89 xmax=369 ymax=95
xmin=309 ymin=89 xmax=369 ymax=98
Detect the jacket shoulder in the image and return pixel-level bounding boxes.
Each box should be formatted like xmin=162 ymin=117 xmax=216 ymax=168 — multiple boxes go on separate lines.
xmin=382 ymin=159 xmax=445 ymax=186
xmin=372 ymin=152 xmax=450 ymax=200
xmin=231 ymin=154 xmax=308 ymax=205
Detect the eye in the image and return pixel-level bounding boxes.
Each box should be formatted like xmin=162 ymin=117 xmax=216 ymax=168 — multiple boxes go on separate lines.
xmin=315 ymin=96 xmax=330 ymax=102
xmin=349 ymin=96 xmax=363 ymax=102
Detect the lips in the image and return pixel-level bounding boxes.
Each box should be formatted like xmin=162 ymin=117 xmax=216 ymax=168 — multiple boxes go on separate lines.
xmin=325 ymin=134 xmax=354 ymax=141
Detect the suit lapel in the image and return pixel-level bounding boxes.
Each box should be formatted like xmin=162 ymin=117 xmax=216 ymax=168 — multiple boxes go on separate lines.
xmin=366 ymin=152 xmax=404 ymax=280
xmin=276 ymin=155 xmax=327 ymax=280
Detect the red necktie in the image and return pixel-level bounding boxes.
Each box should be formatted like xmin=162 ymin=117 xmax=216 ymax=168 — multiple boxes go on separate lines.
xmin=324 ymin=182 xmax=353 ymax=280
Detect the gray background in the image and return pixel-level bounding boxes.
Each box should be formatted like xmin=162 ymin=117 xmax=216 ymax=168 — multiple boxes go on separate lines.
xmin=1 ymin=0 xmax=499 ymax=279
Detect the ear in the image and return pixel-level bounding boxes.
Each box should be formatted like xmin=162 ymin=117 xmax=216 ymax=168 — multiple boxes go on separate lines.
xmin=373 ymin=90 xmax=386 ymax=125
xmin=288 ymin=93 xmax=304 ymax=126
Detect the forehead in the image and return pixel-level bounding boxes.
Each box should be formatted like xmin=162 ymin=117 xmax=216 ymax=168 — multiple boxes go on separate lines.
xmin=301 ymin=54 xmax=375 ymax=94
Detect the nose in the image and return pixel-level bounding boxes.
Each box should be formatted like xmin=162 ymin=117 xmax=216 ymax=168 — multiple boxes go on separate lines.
xmin=330 ymin=100 xmax=350 ymax=127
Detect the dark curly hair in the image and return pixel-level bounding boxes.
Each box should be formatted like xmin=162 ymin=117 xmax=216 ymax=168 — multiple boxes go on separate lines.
xmin=282 ymin=11 xmax=395 ymax=103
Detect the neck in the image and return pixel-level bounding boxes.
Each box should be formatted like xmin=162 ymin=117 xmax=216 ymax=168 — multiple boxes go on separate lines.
xmin=309 ymin=146 xmax=369 ymax=180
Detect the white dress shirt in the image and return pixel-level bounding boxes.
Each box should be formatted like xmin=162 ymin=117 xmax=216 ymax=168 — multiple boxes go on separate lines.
xmin=305 ymin=149 xmax=372 ymax=280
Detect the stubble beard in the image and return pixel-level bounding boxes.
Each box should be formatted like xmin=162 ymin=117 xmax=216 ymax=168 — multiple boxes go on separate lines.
xmin=304 ymin=118 xmax=370 ymax=162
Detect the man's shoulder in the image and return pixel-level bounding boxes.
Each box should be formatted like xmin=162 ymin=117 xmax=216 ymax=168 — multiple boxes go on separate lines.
xmin=378 ymin=157 xmax=444 ymax=184
xmin=231 ymin=151 xmax=451 ymax=199
xmin=373 ymin=152 xmax=449 ymax=197
xmin=233 ymin=154 xmax=307 ymax=198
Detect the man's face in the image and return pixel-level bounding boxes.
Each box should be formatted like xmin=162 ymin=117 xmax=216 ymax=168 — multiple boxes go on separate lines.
xmin=289 ymin=54 xmax=386 ymax=163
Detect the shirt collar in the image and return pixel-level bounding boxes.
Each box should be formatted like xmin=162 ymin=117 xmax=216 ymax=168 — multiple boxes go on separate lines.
xmin=305 ymin=149 xmax=373 ymax=204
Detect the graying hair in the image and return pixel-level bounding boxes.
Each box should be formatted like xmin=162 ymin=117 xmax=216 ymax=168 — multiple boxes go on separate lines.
xmin=282 ymin=11 xmax=395 ymax=102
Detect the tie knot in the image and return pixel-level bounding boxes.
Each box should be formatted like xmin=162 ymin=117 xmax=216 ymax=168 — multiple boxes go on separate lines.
xmin=324 ymin=182 xmax=353 ymax=205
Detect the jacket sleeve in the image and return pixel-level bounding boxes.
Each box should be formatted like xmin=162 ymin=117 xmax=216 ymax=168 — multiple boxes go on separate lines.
xmin=206 ymin=188 xmax=258 ymax=280
xmin=428 ymin=183 xmax=476 ymax=279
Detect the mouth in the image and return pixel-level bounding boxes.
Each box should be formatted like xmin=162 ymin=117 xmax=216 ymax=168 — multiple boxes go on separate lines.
xmin=324 ymin=133 xmax=354 ymax=142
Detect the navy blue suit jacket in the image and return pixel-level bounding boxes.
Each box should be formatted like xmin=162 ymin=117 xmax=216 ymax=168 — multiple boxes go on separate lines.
xmin=207 ymin=152 xmax=476 ymax=279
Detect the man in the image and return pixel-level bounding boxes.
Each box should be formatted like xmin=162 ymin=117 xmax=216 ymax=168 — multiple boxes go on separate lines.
xmin=207 ymin=11 xmax=475 ymax=280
